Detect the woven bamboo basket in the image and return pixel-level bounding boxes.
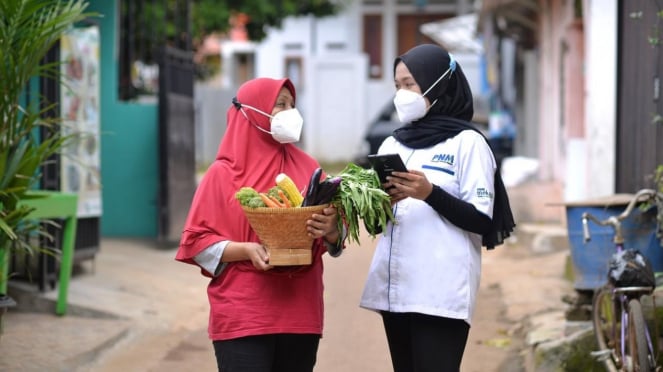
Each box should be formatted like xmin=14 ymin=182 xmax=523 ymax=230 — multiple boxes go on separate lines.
xmin=241 ymin=204 xmax=327 ymax=265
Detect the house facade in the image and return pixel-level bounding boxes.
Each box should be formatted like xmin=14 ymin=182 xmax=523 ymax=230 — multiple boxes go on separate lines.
xmin=205 ymin=0 xmax=482 ymax=164
xmin=478 ymin=0 xmax=663 ymax=223
xmin=96 ymin=0 xmax=658 ymax=239
xmin=64 ymin=0 xmax=485 ymax=241
xmin=69 ymin=1 xmax=196 ymax=241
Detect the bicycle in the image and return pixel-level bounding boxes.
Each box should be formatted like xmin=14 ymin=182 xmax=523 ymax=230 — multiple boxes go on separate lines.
xmin=584 ymin=188 xmax=661 ymax=372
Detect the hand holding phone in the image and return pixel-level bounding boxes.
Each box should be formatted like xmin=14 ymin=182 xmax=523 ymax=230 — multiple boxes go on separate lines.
xmin=367 ymin=153 xmax=407 ymax=184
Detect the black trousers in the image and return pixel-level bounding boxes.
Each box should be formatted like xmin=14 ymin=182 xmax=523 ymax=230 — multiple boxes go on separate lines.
xmin=212 ymin=333 xmax=320 ymax=372
xmin=381 ymin=311 xmax=470 ymax=372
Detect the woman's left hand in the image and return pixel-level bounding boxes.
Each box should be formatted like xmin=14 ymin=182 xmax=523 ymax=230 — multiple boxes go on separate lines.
xmin=306 ymin=204 xmax=340 ymax=244
xmin=387 ymin=170 xmax=433 ymax=201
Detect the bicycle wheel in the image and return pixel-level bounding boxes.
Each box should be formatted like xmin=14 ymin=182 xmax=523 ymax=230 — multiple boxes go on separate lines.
xmin=627 ymin=299 xmax=652 ymax=371
xmin=592 ymin=286 xmax=620 ymax=372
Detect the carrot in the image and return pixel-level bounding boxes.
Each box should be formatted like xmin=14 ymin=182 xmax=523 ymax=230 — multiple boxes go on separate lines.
xmin=269 ymin=195 xmax=287 ymax=208
xmin=277 ymin=190 xmax=292 ymax=208
xmin=260 ymin=193 xmax=280 ymax=208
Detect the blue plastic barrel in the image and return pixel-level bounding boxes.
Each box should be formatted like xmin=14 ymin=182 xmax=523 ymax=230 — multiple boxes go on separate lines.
xmin=564 ymin=195 xmax=662 ymax=291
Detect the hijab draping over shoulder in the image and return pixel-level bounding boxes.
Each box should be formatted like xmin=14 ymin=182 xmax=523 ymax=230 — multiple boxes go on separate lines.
xmin=392 ymin=44 xmax=516 ymax=249
xmin=176 ymin=78 xmax=320 ymax=265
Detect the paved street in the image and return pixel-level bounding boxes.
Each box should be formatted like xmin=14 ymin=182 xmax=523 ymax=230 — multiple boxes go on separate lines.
xmin=1 ymin=231 xmax=571 ymax=371
xmin=0 ymin=181 xmax=574 ymax=372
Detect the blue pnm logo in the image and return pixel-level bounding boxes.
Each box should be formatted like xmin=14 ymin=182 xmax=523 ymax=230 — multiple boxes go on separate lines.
xmin=431 ymin=154 xmax=454 ymax=165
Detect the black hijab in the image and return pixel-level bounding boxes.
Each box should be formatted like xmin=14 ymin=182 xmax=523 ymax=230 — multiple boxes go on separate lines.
xmin=393 ymin=44 xmax=515 ymax=249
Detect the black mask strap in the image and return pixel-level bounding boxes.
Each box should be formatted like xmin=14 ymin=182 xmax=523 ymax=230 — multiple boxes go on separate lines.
xmin=232 ymin=97 xmax=242 ymax=109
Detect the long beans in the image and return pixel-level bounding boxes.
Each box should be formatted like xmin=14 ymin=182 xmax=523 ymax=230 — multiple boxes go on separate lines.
xmin=332 ymin=163 xmax=395 ymax=244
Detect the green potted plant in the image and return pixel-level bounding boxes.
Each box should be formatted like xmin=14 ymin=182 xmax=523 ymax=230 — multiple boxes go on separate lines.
xmin=647 ymin=164 xmax=663 ymax=245
xmin=0 ymin=0 xmax=92 ymax=317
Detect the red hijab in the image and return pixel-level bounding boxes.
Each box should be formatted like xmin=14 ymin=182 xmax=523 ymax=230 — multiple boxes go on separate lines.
xmin=176 ymin=78 xmax=320 ymax=265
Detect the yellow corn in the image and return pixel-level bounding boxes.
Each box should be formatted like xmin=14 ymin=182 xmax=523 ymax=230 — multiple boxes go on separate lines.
xmin=275 ymin=173 xmax=304 ymax=207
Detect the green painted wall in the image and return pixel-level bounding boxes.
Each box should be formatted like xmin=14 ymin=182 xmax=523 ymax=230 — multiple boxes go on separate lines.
xmin=88 ymin=1 xmax=159 ymax=237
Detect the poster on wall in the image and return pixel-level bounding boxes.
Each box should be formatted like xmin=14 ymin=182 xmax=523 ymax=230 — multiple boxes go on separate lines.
xmin=60 ymin=25 xmax=102 ymax=217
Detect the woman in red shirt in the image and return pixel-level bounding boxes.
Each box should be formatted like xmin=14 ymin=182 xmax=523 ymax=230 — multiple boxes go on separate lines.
xmin=176 ymin=77 xmax=342 ymax=372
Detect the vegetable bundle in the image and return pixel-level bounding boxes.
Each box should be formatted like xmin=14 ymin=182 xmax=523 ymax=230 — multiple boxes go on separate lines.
xmin=235 ymin=173 xmax=303 ymax=208
xmin=234 ymin=164 xmax=395 ymax=245
xmin=330 ymin=163 xmax=395 ymax=244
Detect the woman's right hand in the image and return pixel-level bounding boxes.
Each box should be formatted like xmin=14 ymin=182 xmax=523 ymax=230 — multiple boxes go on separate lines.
xmin=223 ymin=241 xmax=273 ymax=271
xmin=244 ymin=242 xmax=273 ymax=271
xmin=383 ymin=181 xmax=407 ymax=206
xmin=387 ymin=170 xmax=433 ymax=202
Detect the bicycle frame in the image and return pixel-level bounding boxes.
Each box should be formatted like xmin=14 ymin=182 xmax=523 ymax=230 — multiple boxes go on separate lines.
xmin=612 ymin=286 xmax=656 ymax=368
xmin=583 ymin=188 xmax=660 ymax=371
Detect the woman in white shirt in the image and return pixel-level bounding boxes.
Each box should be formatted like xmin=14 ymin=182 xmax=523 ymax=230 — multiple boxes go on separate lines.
xmin=359 ymin=44 xmax=515 ymax=372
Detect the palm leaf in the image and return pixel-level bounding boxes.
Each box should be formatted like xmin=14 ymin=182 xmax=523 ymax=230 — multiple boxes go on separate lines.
xmin=0 ymin=0 xmax=96 ymax=251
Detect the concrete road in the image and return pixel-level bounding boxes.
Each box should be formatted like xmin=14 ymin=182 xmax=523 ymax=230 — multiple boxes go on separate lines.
xmin=2 ymin=223 xmax=571 ymax=372
xmin=90 ymin=232 xmax=569 ymax=372
xmin=87 ymin=233 xmax=394 ymax=372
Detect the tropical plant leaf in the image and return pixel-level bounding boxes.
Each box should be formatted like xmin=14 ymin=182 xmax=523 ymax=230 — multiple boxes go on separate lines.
xmin=0 ymin=0 xmax=95 ymax=253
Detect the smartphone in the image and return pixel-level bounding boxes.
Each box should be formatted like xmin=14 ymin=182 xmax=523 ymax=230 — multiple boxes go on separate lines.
xmin=368 ymin=153 xmax=408 ymax=183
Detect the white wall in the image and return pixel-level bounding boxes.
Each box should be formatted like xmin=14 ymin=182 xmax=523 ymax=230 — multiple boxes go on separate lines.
xmin=304 ymin=54 xmax=369 ymax=162
xmin=255 ymin=10 xmax=361 ymax=78
xmin=583 ymin=0 xmax=618 ymax=198
xmin=538 ymin=5 xmax=563 ymax=183
xmin=519 ymin=50 xmax=539 ymax=158
xmin=194 ymin=84 xmax=236 ymax=167
xmin=254 ymin=8 xmax=375 ymax=163
xmin=248 ymin=0 xmax=476 ymax=163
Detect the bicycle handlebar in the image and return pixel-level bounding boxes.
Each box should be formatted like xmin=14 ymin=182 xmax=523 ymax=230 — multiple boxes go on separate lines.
xmin=581 ymin=188 xmax=658 ymax=245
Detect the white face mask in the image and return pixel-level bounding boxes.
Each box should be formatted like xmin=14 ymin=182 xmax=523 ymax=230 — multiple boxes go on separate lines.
xmin=393 ymin=57 xmax=455 ymax=124
xmin=269 ymin=108 xmax=303 ymax=143
xmin=237 ymin=103 xmax=303 ymax=143
xmin=393 ymin=89 xmax=428 ymax=124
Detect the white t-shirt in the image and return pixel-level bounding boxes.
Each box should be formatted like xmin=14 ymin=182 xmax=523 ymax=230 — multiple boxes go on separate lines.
xmin=359 ymin=130 xmax=496 ymax=324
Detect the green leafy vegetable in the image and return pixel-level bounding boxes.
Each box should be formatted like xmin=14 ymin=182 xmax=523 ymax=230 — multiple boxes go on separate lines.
xmin=331 ymin=163 xmax=395 ymax=244
xmin=235 ymin=187 xmax=266 ymax=208
xmin=233 ymin=163 xmax=395 ymax=243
